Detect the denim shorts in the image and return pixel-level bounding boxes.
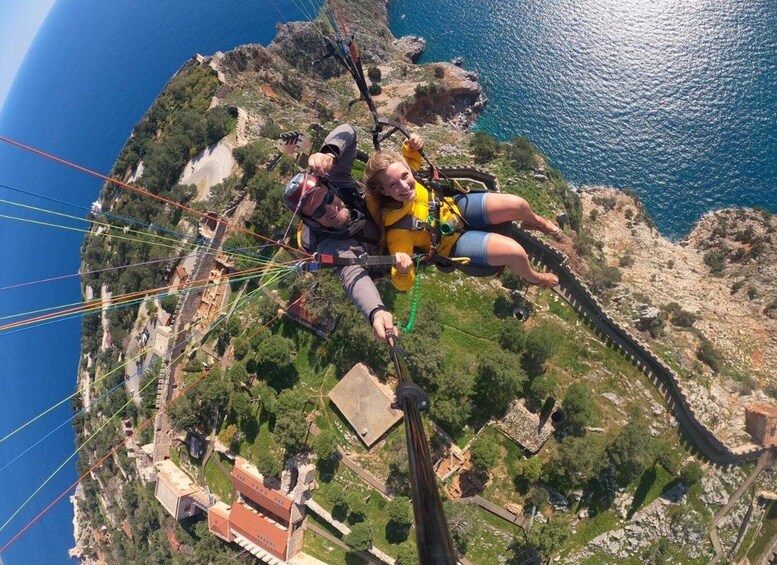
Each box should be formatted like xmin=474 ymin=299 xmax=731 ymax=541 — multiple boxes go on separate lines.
xmin=450 ymin=192 xmax=492 ymax=266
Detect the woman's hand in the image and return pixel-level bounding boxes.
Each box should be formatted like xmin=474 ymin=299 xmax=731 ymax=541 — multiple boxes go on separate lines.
xmin=394 ymin=252 xmax=414 ymax=274
xmin=407 ymin=134 xmax=425 ymax=152
xmin=307 ymin=152 xmax=335 ymax=175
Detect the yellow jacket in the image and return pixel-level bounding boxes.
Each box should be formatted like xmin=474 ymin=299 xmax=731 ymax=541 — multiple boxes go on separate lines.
xmin=382 ymin=143 xmax=463 ymax=290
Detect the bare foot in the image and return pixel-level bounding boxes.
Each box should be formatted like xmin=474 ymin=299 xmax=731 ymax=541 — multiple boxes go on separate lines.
xmin=521 ymin=217 xmax=560 ymax=237
xmin=531 ymin=272 xmax=559 ymax=288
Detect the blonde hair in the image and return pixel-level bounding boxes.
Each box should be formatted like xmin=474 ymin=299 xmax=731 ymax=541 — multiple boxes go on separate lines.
xmin=364 ymin=149 xmax=413 ymax=246
xmin=365 ymin=150 xmax=409 ymax=206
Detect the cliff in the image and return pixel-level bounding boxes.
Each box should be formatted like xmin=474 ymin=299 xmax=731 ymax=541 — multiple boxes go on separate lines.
xmin=69 ymin=1 xmax=777 ymax=564
xmin=580 ymin=187 xmax=777 ymax=447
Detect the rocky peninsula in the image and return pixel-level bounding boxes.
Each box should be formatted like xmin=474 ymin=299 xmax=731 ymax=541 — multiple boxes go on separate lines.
xmin=69 ymin=1 xmax=777 ymax=564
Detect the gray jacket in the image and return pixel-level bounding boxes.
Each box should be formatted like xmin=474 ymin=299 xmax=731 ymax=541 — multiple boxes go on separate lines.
xmin=301 ymin=125 xmax=385 ymax=323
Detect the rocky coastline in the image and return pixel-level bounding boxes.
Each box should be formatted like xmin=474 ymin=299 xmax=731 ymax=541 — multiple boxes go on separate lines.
xmin=69 ymin=0 xmax=777 ymax=562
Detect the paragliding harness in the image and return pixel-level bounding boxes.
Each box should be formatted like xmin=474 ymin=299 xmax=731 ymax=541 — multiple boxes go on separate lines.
xmin=375 ymin=119 xmax=508 ymax=278
xmin=316 ymin=19 xmax=510 ymax=278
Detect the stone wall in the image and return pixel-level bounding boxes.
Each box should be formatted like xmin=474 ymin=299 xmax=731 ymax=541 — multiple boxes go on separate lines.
xmin=510 ymin=225 xmax=764 ymax=465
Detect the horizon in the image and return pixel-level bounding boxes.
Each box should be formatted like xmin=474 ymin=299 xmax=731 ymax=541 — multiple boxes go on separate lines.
xmin=0 ymin=0 xmax=58 ymax=113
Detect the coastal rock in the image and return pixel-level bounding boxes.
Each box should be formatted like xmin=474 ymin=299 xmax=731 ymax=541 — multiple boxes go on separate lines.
xmin=393 ymin=35 xmax=426 ymax=62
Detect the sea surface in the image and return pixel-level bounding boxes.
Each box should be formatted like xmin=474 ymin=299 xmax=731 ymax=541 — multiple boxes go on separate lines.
xmin=0 ymin=0 xmax=774 ymax=563
xmin=389 ymin=0 xmax=777 ymax=238
xmin=0 ymin=1 xmax=304 ymax=562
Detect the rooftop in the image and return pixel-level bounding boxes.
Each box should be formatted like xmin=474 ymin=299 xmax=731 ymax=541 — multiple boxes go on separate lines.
xmin=327 ymin=363 xmax=403 ymax=448
xmin=496 ymin=400 xmax=553 ymax=453
xmin=155 ymin=459 xmax=198 ymax=497
xmin=232 ymin=457 xmax=293 ymax=521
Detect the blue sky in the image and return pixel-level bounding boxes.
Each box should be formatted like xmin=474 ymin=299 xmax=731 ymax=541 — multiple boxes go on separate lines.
xmin=0 ymin=0 xmax=58 ymax=111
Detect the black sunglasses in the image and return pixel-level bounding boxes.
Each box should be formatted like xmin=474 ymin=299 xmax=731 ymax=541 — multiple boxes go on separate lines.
xmin=307 ymin=189 xmax=335 ymax=219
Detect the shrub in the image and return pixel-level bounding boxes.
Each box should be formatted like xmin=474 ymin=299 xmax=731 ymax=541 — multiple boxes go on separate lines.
xmin=731 ymin=280 xmax=745 ymax=294
xmin=469 ymin=131 xmax=500 ymax=163
xmin=734 ymin=226 xmax=755 ymax=243
xmin=670 ymin=309 xmax=698 ymax=328
xmin=589 ymin=209 xmax=599 ymax=222
xmin=563 ymin=383 xmax=598 ymax=432
xmin=592 ymin=195 xmax=617 ymax=211
xmin=368 ymin=83 xmax=382 ymax=96
xmin=588 ymin=261 xmax=622 ymax=294
xmin=470 ymin=433 xmax=500 ymax=472
xmin=703 ymin=250 xmax=726 ymax=275
xmin=747 ymin=286 xmax=759 ymax=300
xmin=414 ymin=82 xmax=438 ymax=97
xmin=624 ymin=208 xmax=634 ymax=220
xmin=619 ymin=253 xmax=635 ymax=267
xmin=508 ymin=136 xmax=535 ymax=170
xmin=345 ymin=523 xmax=372 ymax=551
xmin=259 ymin=119 xmax=282 ymax=139
xmin=160 ymin=295 xmax=178 ymax=314
xmin=434 ymin=65 xmax=445 ymax=79
xmin=367 ymin=65 xmax=382 ymax=82
xmin=679 ymin=461 xmax=704 ymax=486
xmin=696 ymin=338 xmax=723 ymax=372
xmin=666 ymin=259 xmax=675 ymax=269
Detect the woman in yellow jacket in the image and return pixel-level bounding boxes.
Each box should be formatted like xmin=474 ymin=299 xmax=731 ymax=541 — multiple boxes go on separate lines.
xmin=365 ymin=136 xmax=560 ymax=291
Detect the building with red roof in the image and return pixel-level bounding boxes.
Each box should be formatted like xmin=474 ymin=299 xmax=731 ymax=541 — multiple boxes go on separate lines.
xmin=205 ymin=456 xmax=315 ymax=562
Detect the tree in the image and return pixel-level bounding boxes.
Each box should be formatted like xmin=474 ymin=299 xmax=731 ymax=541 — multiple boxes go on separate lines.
xmin=606 ymin=416 xmax=658 ymax=486
xmin=444 ymin=500 xmax=478 ymax=554
xmin=256 ymin=449 xmax=282 ymax=479
xmin=523 ymin=323 xmax=562 ymax=377
xmin=205 ymin=106 xmax=234 ymax=144
xmin=388 ymin=496 xmax=412 ymax=527
xmin=474 ymin=350 xmax=526 ymax=419
xmin=328 ymin=484 xmax=348 ymax=511
xmin=274 ymin=411 xmax=307 ymax=455
xmin=346 ymin=491 xmax=367 ymax=522
xmin=470 ymin=433 xmax=501 ymax=472
xmin=160 ymin=294 xmax=178 ymax=314
xmin=251 ymin=382 xmax=277 ymax=418
xmin=469 ymin=131 xmax=500 ymax=163
xmin=314 ymin=429 xmax=339 ymax=462
xmin=367 ymin=65 xmax=382 ymax=82
xmin=516 ymin=457 xmax=543 ymax=484
xmin=508 ymin=136 xmax=536 ymax=170
xmin=563 ymin=383 xmax=598 ymax=433
xmin=233 ymin=141 xmax=269 ymax=181
xmin=345 ymin=522 xmax=372 ymax=551
xmin=529 ymin=373 xmax=557 ymax=404
xmin=498 ymin=316 xmax=526 ymax=354
xmin=431 ymin=372 xmax=473 ymax=434
xmin=218 ymin=424 xmax=239 ymax=448
xmin=229 ymin=391 xmax=253 ymax=424
xmin=551 ymin=433 xmax=605 ymax=488
xmin=395 ymin=542 xmax=417 ymax=565
xmin=680 ymin=461 xmax=704 ymax=486
xmin=530 ymin=518 xmax=570 ymax=561
xmin=254 ymin=334 xmax=294 ymax=382
xmin=227 ymin=362 xmax=249 ymax=387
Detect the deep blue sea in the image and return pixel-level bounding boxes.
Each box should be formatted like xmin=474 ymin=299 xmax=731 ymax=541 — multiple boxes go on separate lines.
xmin=0 ymin=1 xmax=304 ymax=562
xmin=389 ymin=0 xmax=777 ymax=238
xmin=0 ymin=0 xmax=774 ymax=562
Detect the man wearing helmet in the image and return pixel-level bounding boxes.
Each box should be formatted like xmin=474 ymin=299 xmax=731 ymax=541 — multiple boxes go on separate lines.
xmin=283 ymin=124 xmax=395 ymax=341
